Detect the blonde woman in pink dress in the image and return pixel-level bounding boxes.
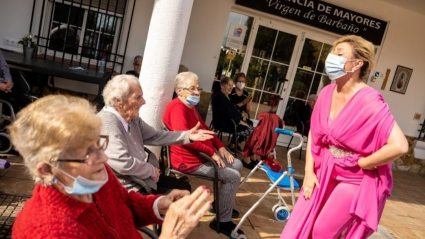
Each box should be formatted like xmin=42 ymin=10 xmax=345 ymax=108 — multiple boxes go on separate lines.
xmin=281 ymin=35 xmax=408 ymax=238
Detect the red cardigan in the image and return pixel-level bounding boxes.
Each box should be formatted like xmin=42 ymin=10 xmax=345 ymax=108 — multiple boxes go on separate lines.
xmin=12 ymin=165 xmax=162 ymax=239
xmin=163 ymin=98 xmax=224 ymax=173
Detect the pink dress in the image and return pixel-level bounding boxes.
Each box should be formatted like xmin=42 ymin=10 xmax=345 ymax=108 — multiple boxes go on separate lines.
xmin=280 ymin=84 xmax=395 ymax=238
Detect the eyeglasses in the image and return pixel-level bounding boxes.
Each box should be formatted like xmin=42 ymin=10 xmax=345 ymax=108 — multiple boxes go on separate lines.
xmin=57 ymin=135 xmax=109 ymax=164
xmin=182 ymin=87 xmax=203 ymax=93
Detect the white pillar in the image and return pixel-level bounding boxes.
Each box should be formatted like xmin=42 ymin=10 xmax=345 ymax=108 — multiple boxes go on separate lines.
xmin=139 ymin=0 xmax=194 ymax=156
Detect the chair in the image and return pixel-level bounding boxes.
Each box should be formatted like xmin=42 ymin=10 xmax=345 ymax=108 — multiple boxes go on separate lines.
xmin=197 ymin=91 xmax=212 ymax=122
xmin=10 ymin=70 xmax=38 ymax=104
xmin=209 ymin=118 xmax=238 ymax=157
xmin=0 ymin=100 xmax=15 ymax=154
xmin=0 ymin=72 xmax=37 ymax=155
xmin=139 ymin=227 xmax=158 ymax=239
xmin=161 ymin=123 xmax=222 ymax=233
xmin=114 ymin=146 xmax=159 ymax=237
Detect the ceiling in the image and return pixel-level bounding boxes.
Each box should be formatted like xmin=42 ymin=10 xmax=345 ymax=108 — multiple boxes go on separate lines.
xmin=380 ymin=0 xmax=425 ymax=16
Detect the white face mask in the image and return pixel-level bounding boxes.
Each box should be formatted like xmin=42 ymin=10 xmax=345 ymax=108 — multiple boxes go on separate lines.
xmin=325 ymin=54 xmax=356 ymax=80
xmin=236 ymin=82 xmax=245 ymax=90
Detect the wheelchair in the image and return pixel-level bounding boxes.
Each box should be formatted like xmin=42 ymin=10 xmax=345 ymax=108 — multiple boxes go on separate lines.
xmin=0 ymin=71 xmax=38 ymax=155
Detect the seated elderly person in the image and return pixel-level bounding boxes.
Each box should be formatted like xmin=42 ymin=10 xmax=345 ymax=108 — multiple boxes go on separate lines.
xmin=163 ymin=71 xmax=245 ymax=237
xmin=9 ymin=94 xmax=211 ymax=239
xmin=299 ymin=94 xmax=317 ymax=136
xmin=0 ymin=49 xmax=19 ymax=113
xmin=211 ymin=76 xmax=256 ymax=169
xmin=126 ymin=55 xmax=142 ymax=78
xmin=98 ymin=74 xmax=213 ymax=195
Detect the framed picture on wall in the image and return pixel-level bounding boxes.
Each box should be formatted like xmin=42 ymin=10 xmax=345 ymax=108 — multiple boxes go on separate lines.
xmin=390 ymin=65 xmax=413 ymax=94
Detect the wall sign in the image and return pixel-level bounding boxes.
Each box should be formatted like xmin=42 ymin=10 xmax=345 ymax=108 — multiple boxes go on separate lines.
xmin=235 ymin=0 xmax=387 ymax=45
xmin=226 ymin=22 xmax=247 ymax=51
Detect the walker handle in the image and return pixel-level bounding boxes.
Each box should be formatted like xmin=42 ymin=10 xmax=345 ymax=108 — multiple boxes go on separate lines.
xmin=274 ymin=128 xmax=293 ymax=136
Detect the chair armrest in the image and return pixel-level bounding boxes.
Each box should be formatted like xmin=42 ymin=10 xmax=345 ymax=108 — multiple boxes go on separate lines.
xmin=0 ymin=99 xmax=16 ymax=120
xmin=128 ymin=175 xmax=154 ymax=195
xmin=190 ymin=150 xmax=220 ymax=174
xmin=138 ymin=227 xmax=159 ymax=239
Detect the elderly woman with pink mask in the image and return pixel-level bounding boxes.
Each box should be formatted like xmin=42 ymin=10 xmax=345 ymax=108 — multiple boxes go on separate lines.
xmin=10 ymin=95 xmax=211 ymax=239
xmin=280 ymin=35 xmax=408 ymax=238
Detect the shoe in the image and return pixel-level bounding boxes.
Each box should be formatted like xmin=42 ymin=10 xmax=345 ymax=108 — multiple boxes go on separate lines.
xmin=208 ymin=203 xmax=240 ymax=218
xmin=242 ymin=160 xmax=256 ymax=170
xmin=209 ymin=219 xmax=244 ymax=237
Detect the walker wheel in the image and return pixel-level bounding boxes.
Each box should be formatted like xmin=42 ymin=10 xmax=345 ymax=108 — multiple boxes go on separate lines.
xmin=230 ymin=231 xmax=247 ymax=239
xmin=0 ymin=133 xmax=12 ymax=154
xmin=274 ymin=206 xmax=290 ymax=222
xmin=272 ymin=203 xmax=280 ymax=212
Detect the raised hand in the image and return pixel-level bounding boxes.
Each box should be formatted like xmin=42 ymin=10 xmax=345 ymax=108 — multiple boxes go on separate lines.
xmin=189 ymin=122 xmax=215 ymax=142
xmin=159 ymin=186 xmax=211 ymax=239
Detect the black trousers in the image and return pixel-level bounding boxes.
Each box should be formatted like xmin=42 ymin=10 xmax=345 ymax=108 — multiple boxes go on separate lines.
xmin=139 ymin=174 xmax=191 ymax=195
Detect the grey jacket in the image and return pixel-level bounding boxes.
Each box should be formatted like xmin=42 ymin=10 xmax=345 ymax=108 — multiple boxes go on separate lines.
xmin=98 ymin=110 xmax=190 ymax=191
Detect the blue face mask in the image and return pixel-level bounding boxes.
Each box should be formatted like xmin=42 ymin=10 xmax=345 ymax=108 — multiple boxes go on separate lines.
xmin=185 ymin=95 xmax=200 ymax=106
xmin=53 ymin=165 xmax=108 ymax=195
xmin=325 ymin=54 xmax=355 ymax=80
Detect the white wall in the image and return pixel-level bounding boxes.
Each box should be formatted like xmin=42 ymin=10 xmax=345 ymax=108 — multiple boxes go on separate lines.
xmin=179 ymin=0 xmax=235 ymax=91
xmin=120 ymin=0 xmax=154 ymax=73
xmin=0 ymin=0 xmax=33 ymax=52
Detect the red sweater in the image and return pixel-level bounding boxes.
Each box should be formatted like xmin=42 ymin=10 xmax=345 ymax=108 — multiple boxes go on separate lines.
xmin=163 ymin=98 xmax=224 ymax=172
xmin=12 ymin=165 xmax=162 ymax=239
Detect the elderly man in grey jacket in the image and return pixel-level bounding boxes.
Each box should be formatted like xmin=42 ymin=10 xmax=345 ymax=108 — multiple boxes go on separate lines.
xmin=98 ymin=74 xmax=214 ymax=194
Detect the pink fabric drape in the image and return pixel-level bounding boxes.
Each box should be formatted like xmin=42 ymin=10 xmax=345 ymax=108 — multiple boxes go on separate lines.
xmin=280 ymin=84 xmax=395 ymax=238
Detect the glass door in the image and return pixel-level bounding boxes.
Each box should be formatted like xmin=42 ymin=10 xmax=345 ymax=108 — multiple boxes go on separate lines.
xmin=242 ymin=24 xmax=300 ymax=120
xmin=216 ymin=12 xmax=336 ymax=122
xmin=285 ymin=37 xmax=333 ymax=119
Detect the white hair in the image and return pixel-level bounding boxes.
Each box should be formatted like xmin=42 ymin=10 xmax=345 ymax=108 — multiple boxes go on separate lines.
xmin=308 ymin=94 xmax=318 ymax=102
xmin=174 ymin=71 xmax=198 ymax=93
xmin=102 ymin=74 xmax=140 ymax=107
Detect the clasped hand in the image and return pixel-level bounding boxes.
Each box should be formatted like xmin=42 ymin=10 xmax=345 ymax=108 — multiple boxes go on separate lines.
xmin=0 ymin=81 xmax=13 ymax=93
xmin=212 ymin=147 xmax=234 ymax=168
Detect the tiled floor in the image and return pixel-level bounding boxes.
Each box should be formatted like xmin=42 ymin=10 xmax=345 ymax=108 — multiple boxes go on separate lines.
xmin=1 ymin=146 xmax=425 ymax=239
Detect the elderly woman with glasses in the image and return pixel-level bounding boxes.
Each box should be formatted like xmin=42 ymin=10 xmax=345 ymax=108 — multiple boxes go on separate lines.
xmin=10 ymin=95 xmax=212 ymax=239
xmin=163 ymin=72 xmax=244 ymax=237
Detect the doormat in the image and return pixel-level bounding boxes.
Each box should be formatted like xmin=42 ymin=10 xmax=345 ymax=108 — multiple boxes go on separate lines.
xmin=0 ymin=193 xmax=29 ymax=238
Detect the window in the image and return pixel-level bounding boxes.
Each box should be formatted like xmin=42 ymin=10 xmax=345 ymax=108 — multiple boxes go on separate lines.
xmin=31 ymin=0 xmax=134 ymax=73
xmin=49 ymin=3 xmax=84 ymax=55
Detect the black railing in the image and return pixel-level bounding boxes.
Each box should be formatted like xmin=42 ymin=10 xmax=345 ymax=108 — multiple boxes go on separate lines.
xmin=418 ymin=118 xmax=425 ymax=140
xmin=29 ymin=0 xmax=134 ymax=74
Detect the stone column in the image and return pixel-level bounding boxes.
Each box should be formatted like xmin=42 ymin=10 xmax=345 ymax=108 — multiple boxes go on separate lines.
xmin=139 ymin=0 xmax=194 ymax=156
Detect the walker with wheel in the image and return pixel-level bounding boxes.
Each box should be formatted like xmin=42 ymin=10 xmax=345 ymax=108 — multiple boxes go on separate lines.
xmin=230 ymin=127 xmax=304 ymax=239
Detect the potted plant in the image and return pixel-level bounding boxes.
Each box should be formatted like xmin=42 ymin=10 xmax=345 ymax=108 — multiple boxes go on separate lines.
xmin=18 ymin=33 xmax=37 ymax=60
